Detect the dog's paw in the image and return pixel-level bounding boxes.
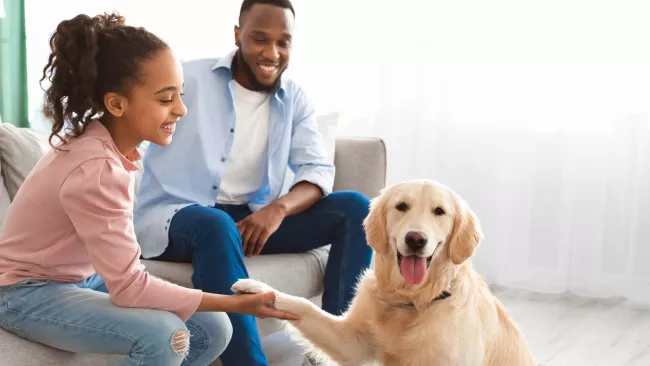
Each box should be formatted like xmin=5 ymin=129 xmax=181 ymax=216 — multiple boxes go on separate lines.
xmin=231 ymin=279 xmax=275 ymax=295
xmin=232 ymin=279 xmax=312 ymax=317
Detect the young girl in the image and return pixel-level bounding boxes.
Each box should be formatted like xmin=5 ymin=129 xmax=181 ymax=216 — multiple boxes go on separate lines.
xmin=0 ymin=13 xmax=297 ymax=366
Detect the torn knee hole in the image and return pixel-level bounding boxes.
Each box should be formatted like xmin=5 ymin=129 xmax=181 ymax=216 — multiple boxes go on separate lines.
xmin=171 ymin=329 xmax=190 ymax=356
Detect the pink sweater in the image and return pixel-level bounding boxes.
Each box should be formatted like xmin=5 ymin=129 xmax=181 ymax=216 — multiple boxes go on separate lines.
xmin=0 ymin=121 xmax=202 ymax=321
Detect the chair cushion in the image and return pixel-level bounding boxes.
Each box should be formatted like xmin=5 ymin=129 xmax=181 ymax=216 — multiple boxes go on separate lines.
xmin=0 ymin=329 xmax=123 ymax=366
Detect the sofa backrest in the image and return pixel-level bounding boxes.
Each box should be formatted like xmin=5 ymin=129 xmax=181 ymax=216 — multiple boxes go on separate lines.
xmin=0 ymin=123 xmax=51 ymax=228
xmin=0 ymin=123 xmax=52 ymax=200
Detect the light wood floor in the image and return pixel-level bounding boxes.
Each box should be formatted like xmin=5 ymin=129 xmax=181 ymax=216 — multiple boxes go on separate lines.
xmin=259 ymin=287 xmax=650 ymax=366
xmin=492 ymin=286 xmax=650 ymax=366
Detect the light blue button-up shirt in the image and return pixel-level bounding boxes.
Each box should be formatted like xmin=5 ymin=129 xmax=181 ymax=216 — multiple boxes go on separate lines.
xmin=134 ymin=50 xmax=335 ymax=258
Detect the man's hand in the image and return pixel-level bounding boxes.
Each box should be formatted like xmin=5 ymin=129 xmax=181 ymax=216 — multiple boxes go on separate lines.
xmin=237 ymin=202 xmax=287 ymax=257
xmin=236 ymin=182 xmax=324 ymax=257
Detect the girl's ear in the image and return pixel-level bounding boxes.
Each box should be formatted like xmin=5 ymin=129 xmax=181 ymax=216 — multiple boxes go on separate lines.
xmin=104 ymin=92 xmax=127 ymax=117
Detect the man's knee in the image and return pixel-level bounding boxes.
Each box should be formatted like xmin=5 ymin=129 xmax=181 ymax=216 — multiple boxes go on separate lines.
xmin=326 ymin=191 xmax=371 ymax=219
xmin=178 ymin=206 xmax=241 ymax=252
xmin=192 ymin=208 xmax=237 ymax=235
xmin=174 ymin=205 xmax=237 ymax=232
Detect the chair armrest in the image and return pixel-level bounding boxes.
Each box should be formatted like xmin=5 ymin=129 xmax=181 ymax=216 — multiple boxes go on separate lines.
xmin=332 ymin=137 xmax=387 ymax=199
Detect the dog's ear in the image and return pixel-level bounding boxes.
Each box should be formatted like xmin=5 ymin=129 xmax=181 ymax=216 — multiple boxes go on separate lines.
xmin=363 ymin=194 xmax=388 ymax=254
xmin=448 ymin=200 xmax=483 ymax=265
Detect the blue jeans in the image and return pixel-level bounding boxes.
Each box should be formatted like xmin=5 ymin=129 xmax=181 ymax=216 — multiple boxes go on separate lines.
xmin=154 ymin=190 xmax=374 ymax=366
xmin=0 ymin=274 xmax=232 ymax=366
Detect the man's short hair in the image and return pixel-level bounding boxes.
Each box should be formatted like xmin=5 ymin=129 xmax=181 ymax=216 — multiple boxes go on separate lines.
xmin=239 ymin=0 xmax=295 ymax=20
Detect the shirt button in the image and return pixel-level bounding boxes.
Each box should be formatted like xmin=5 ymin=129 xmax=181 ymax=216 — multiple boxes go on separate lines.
xmin=212 ymin=185 xmax=218 ymax=190
xmin=230 ymin=128 xmax=234 ymax=133
xmin=221 ymin=157 xmax=226 ymax=162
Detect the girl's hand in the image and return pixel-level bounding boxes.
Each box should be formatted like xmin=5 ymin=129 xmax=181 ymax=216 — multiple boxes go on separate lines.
xmin=231 ymin=291 xmax=300 ymax=320
xmin=197 ymin=291 xmax=300 ymax=320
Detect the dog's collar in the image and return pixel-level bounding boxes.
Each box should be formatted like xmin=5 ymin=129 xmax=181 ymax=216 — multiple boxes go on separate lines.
xmin=383 ymin=290 xmax=453 ymax=309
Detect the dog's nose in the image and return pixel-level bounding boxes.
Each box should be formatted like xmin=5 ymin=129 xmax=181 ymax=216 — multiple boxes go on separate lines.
xmin=405 ymin=231 xmax=428 ymax=251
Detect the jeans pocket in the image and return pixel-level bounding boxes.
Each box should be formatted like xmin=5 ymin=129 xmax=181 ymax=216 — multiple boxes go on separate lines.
xmin=0 ymin=315 xmax=33 ymax=341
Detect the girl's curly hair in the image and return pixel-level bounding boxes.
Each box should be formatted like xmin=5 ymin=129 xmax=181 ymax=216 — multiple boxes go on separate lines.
xmin=40 ymin=12 xmax=169 ymax=148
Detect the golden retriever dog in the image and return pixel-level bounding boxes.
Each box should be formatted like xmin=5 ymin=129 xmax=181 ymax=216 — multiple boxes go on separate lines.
xmin=232 ymin=179 xmax=536 ymax=366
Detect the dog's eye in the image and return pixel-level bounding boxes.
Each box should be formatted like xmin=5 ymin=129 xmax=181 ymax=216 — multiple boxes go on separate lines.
xmin=396 ymin=202 xmax=409 ymax=212
xmin=434 ymin=207 xmax=446 ymax=216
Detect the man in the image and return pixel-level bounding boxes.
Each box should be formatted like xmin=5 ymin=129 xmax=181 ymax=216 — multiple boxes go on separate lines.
xmin=133 ymin=1 xmax=373 ymax=365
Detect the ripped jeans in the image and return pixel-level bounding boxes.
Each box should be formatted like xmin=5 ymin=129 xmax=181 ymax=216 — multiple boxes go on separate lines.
xmin=0 ymin=274 xmax=232 ymax=366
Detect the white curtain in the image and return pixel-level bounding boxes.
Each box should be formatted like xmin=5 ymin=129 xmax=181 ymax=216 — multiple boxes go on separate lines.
xmin=25 ymin=0 xmax=650 ymax=304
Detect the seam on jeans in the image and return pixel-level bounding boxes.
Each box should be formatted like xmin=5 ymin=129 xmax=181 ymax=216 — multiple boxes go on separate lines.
xmin=0 ymin=313 xmax=33 ymax=340
xmin=183 ymin=320 xmax=208 ymax=363
xmin=188 ymin=230 xmax=206 ymax=292
xmin=4 ymin=307 xmax=147 ymax=363
xmin=338 ymin=214 xmax=349 ymax=312
xmin=0 ymin=287 xmax=37 ymax=341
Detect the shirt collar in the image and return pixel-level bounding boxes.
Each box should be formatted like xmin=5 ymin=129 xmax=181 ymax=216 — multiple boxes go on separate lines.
xmin=212 ymin=49 xmax=287 ymax=98
xmin=212 ymin=49 xmax=238 ymax=71
xmin=86 ymin=120 xmax=141 ymax=172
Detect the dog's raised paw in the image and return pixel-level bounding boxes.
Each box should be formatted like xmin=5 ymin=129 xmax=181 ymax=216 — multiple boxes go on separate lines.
xmin=231 ymin=279 xmax=275 ymax=295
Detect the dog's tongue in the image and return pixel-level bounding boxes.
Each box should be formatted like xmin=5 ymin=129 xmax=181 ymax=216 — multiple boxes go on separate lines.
xmin=400 ymin=255 xmax=427 ymax=285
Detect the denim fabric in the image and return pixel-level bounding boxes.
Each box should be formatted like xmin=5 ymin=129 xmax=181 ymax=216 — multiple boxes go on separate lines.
xmin=0 ymin=274 xmax=232 ymax=366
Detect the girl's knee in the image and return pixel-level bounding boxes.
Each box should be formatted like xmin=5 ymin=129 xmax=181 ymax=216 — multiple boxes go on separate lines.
xmin=216 ymin=312 xmax=234 ymax=347
xmin=211 ymin=312 xmax=233 ymax=357
xmin=202 ymin=312 xmax=233 ymax=354
xmin=188 ymin=312 xmax=233 ymax=362
xmin=135 ymin=313 xmax=189 ymax=365
xmin=158 ymin=316 xmax=190 ymax=356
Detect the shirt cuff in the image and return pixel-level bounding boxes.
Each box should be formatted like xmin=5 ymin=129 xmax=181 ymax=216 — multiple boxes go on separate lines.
xmin=176 ymin=288 xmax=204 ymax=322
xmin=292 ymin=166 xmax=335 ymax=196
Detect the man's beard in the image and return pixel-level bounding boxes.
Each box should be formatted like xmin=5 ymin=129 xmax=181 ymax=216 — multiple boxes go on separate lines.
xmin=234 ymin=50 xmax=285 ymax=93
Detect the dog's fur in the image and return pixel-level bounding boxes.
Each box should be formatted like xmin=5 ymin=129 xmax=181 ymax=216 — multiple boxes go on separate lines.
xmin=232 ymin=179 xmax=536 ymax=366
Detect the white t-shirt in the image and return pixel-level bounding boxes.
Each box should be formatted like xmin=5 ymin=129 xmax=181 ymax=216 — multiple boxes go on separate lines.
xmin=216 ymin=81 xmax=271 ymax=204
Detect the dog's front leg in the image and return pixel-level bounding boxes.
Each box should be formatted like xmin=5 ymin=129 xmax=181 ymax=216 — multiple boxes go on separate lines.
xmin=232 ymin=279 xmax=375 ymax=366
